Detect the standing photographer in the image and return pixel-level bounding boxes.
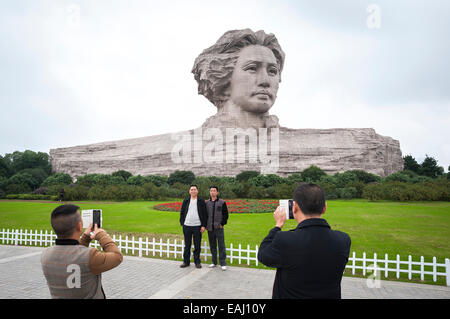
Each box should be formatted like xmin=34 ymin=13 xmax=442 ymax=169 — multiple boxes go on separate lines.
xmin=41 ymin=204 xmax=123 ymax=299
xmin=258 ymin=183 xmax=351 ymax=299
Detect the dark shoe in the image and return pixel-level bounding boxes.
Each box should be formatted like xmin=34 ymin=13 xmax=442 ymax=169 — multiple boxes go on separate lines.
xmin=195 ymin=264 xmax=202 ymax=269
xmin=180 ymin=263 xmax=190 ymax=268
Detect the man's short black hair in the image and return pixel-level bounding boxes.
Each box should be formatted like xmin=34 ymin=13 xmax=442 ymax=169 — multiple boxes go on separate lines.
xmin=209 ymin=186 xmax=219 ymax=192
xmin=51 ymin=204 xmax=81 ymax=239
xmin=293 ymin=183 xmax=325 ymax=215
xmin=189 ymin=184 xmax=198 ymax=190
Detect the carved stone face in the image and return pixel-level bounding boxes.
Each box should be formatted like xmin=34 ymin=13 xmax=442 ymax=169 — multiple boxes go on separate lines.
xmin=228 ymin=45 xmax=280 ymax=114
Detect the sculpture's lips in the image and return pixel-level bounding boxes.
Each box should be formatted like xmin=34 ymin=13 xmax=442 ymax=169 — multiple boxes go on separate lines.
xmin=252 ymin=91 xmax=272 ymax=99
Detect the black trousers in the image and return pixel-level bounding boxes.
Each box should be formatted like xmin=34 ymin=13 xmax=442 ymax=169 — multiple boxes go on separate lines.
xmin=207 ymin=228 xmax=227 ymax=266
xmin=183 ymin=225 xmax=202 ymax=265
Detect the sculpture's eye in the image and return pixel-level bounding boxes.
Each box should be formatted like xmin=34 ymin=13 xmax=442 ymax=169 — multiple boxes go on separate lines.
xmin=244 ymin=65 xmax=257 ymax=72
xmin=268 ymin=67 xmax=278 ymax=76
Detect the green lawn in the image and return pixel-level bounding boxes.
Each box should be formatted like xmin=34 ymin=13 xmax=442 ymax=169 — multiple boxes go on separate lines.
xmin=0 ymin=199 xmax=449 ymax=285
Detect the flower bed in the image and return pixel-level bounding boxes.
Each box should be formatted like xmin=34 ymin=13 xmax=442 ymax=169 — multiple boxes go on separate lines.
xmin=153 ymin=202 xmax=182 ymax=212
xmin=153 ymin=199 xmax=278 ymax=214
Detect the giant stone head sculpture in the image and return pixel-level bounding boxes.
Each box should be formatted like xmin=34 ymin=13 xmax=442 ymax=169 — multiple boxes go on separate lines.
xmin=192 ymin=29 xmax=286 ymax=128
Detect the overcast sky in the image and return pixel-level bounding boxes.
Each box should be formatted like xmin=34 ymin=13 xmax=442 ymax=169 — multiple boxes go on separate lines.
xmin=1 ymin=0 xmax=449 ymax=171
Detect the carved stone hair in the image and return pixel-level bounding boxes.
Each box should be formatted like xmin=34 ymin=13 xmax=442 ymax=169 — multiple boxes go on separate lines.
xmin=191 ymin=29 xmax=285 ymax=108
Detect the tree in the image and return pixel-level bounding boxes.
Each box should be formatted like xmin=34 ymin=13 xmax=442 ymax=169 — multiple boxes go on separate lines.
xmin=0 ymin=156 xmax=10 ymax=178
xmin=301 ymin=165 xmax=327 ymax=182
xmin=248 ymin=174 xmax=283 ymax=188
xmin=42 ymin=173 xmax=73 ymax=187
xmin=0 ymin=176 xmax=7 ymax=191
xmin=145 ymin=175 xmax=169 ymax=187
xmin=7 ymin=172 xmax=39 ymax=191
xmin=76 ymin=174 xmax=125 ymax=187
xmin=248 ymin=185 xmax=266 ymax=198
xmin=127 ymin=175 xmax=146 ymax=186
xmin=112 ymin=170 xmax=133 ymax=181
xmin=317 ymin=179 xmax=339 ymax=199
xmin=63 ymin=185 xmax=89 ymax=201
xmin=236 ymin=171 xmax=260 ymax=182
xmin=420 ymin=155 xmax=444 ymax=178
xmin=403 ymin=155 xmax=420 ymax=173
xmin=6 ymin=183 xmax=31 ymax=194
xmin=231 ymin=182 xmax=247 ymax=198
xmin=3 ymin=150 xmax=51 ymax=175
xmin=285 ymin=173 xmax=303 ymax=184
xmin=142 ymin=182 xmax=162 ymax=200
xmin=384 ymin=172 xmax=411 ymax=183
xmin=273 ymin=183 xmax=296 ymax=198
xmin=338 ymin=187 xmax=358 ymax=199
xmin=17 ymin=168 xmax=49 ymax=186
xmin=333 ymin=171 xmax=359 ymax=188
xmin=168 ymin=170 xmax=195 ymax=186
xmin=348 ymin=170 xmax=381 ymax=184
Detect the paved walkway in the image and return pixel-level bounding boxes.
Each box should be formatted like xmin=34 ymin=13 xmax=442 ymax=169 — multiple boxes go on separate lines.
xmin=1 ymin=245 xmax=449 ymax=299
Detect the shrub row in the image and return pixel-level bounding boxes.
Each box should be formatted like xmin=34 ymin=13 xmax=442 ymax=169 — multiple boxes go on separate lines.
xmin=6 ymin=194 xmax=58 ymax=201
xmin=35 ymin=179 xmax=448 ymax=202
xmin=61 ymin=183 xmax=180 ymax=202
xmin=362 ymin=180 xmax=450 ymax=201
xmin=1 ymin=168 xmax=449 ymax=202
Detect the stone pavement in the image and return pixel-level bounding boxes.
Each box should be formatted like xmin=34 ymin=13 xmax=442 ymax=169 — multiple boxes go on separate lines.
xmin=1 ymin=245 xmax=449 ymax=299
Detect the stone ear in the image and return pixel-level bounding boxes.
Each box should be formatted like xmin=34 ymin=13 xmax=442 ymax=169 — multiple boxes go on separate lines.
xmin=221 ymin=84 xmax=231 ymax=99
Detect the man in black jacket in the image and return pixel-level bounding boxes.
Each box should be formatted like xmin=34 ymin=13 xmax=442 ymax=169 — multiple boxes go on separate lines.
xmin=179 ymin=185 xmax=207 ymax=268
xmin=258 ymin=183 xmax=351 ymax=299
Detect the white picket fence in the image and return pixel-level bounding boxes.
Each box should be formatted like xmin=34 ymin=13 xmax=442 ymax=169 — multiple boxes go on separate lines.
xmin=0 ymin=228 xmax=258 ymax=266
xmin=1 ymin=228 xmax=449 ymax=286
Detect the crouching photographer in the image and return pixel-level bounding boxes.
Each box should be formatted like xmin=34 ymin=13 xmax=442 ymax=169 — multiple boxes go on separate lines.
xmin=257 ymin=183 xmax=351 ymax=299
xmin=41 ymin=204 xmax=123 ymax=299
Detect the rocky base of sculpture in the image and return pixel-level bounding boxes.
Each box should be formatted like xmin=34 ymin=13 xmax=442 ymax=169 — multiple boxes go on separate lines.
xmin=50 ymin=127 xmax=403 ymax=179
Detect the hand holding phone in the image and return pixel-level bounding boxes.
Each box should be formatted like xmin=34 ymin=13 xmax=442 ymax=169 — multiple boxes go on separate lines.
xmin=273 ymin=206 xmax=287 ymax=229
xmin=83 ymin=223 xmax=102 ymax=239
xmin=89 ymin=223 xmax=102 ymax=240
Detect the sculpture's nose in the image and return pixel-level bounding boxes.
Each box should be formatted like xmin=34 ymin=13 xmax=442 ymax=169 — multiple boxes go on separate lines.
xmin=256 ymin=68 xmax=270 ymax=88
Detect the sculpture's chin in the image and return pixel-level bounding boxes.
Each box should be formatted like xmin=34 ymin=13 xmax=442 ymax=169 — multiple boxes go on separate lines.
xmin=241 ymin=102 xmax=273 ymax=114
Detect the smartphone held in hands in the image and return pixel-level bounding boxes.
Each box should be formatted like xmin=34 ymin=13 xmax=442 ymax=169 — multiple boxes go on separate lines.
xmin=279 ymin=200 xmax=294 ymax=219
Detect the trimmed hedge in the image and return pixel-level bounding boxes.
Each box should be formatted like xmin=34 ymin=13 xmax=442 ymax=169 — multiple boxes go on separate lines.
xmin=1 ymin=165 xmax=448 ymax=202
xmin=362 ymin=180 xmax=450 ymax=201
xmin=6 ymin=194 xmax=58 ymax=201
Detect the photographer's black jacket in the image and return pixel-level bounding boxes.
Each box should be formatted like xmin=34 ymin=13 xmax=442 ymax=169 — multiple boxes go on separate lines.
xmin=179 ymin=197 xmax=207 ymax=228
xmin=258 ymin=218 xmax=351 ymax=299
